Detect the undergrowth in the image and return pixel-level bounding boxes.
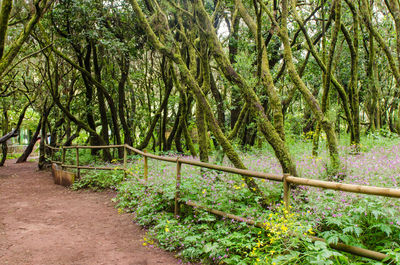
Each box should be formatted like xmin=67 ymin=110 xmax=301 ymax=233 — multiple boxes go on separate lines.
xmin=70 ymin=134 xmax=400 ymax=264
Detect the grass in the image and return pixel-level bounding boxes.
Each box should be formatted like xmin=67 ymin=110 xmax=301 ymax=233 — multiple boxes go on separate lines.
xmin=70 ymin=132 xmax=400 ymax=264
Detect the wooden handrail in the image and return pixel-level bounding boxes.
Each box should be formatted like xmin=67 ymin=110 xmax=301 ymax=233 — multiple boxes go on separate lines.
xmin=62 ymin=164 xmax=124 ymax=171
xmin=44 ymin=143 xmax=400 ymax=199
xmin=286 ymin=176 xmax=400 ymax=198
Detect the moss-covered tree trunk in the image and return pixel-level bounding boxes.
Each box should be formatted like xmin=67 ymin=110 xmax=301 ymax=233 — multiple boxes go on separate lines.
xmin=16 ymin=117 xmax=42 ymax=163
xmin=137 ymin=74 xmax=173 ymax=150
xmin=0 ymin=107 xmax=8 ymax=167
xmin=280 ymin=0 xmax=341 ymax=175
xmin=193 ymin=0 xmax=297 ymax=176
xmin=117 ymin=52 xmax=134 ymax=146
xmin=128 ymin=0 xmax=275 ymax=208
xmin=92 ymin=43 xmax=110 ymax=146
xmin=236 ymin=0 xmax=285 ymax=141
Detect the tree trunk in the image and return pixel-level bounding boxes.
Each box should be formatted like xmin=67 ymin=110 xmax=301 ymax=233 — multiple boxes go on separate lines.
xmin=92 ymin=43 xmax=122 ymax=157
xmin=236 ymin=0 xmax=285 ymax=141
xmin=196 ymin=103 xmax=208 ymax=161
xmin=16 ymin=117 xmax=42 ymax=163
xmin=0 ymin=107 xmax=9 ymax=166
xmin=280 ymin=0 xmax=340 ymax=175
xmin=229 ymin=13 xmax=241 ymax=129
xmin=117 ymin=53 xmax=134 ymax=146
xmin=194 ymin=0 xmax=297 ymax=176
xmin=92 ymin=43 xmax=110 ymax=146
xmin=166 ymin=104 xmax=181 ymax=151
xmin=136 ymin=76 xmax=173 ymax=150
xmin=81 ymin=43 xmax=99 ymax=151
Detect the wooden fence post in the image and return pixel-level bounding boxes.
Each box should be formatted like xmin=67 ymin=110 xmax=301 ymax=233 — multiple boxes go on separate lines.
xmin=144 ymin=150 xmax=148 ymax=181
xmin=123 ymin=144 xmax=127 ymax=178
xmin=175 ymin=159 xmax=182 ymax=218
xmin=283 ymin=173 xmax=290 ymax=212
xmin=61 ymin=147 xmax=66 ymax=170
xmin=76 ymin=147 xmax=80 ymax=179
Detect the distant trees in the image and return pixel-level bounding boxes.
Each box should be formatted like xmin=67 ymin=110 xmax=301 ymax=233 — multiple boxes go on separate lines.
xmin=2 ymin=0 xmax=400 ymax=189
xmin=0 ymin=0 xmax=51 ymax=165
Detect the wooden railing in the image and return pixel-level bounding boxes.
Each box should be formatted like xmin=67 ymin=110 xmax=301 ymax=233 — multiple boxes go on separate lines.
xmin=44 ymin=143 xmax=400 ymax=262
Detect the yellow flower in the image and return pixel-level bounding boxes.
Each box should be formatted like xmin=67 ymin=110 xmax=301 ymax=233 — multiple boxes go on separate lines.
xmin=165 ymin=227 xmax=169 ymax=232
xmin=142 ymin=242 xmax=147 ymax=246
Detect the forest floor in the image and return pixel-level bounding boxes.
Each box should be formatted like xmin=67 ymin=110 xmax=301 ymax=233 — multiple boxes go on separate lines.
xmin=0 ymin=160 xmax=180 ymax=265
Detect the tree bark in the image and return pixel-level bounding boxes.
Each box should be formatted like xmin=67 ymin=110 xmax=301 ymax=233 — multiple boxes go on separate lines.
xmin=136 ymin=75 xmax=173 ymax=150
xmin=128 ymin=0 xmax=284 ymax=208
xmin=92 ymin=42 xmax=110 ymax=146
xmin=16 ymin=117 xmax=42 ymax=163
xmin=280 ymin=0 xmax=340 ymax=174
xmin=0 ymin=107 xmax=8 ymax=166
xmin=0 ymin=102 xmax=30 ymax=144
xmin=193 ymin=0 xmax=297 ymax=176
xmin=0 ymin=0 xmax=12 ymax=59
xmin=0 ymin=0 xmax=50 ymax=78
xmin=236 ymin=0 xmax=285 ymax=141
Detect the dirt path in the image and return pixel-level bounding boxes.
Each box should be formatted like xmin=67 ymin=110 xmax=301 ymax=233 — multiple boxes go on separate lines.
xmin=0 ymin=160 xmax=180 ymax=265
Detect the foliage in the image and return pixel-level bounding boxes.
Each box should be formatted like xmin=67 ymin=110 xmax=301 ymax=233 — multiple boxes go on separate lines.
xmin=72 ymin=170 xmax=124 ymax=191
xmin=71 ymin=136 xmax=400 ymax=264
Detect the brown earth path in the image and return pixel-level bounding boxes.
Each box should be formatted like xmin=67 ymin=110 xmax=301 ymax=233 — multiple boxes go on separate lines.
xmin=0 ymin=160 xmax=181 ymax=265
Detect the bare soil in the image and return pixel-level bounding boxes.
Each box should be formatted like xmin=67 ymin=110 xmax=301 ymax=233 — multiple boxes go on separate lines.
xmin=0 ymin=160 xmax=180 ymax=265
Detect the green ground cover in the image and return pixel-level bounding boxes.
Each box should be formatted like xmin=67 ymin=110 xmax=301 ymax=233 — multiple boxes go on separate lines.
xmin=69 ymin=133 xmax=400 ymax=264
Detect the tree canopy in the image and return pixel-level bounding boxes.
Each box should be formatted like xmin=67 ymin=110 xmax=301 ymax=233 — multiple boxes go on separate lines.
xmin=1 ymin=0 xmax=399 ymax=180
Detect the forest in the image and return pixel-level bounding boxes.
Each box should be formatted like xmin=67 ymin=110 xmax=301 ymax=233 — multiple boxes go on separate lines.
xmin=1 ymin=0 xmax=400 ymax=264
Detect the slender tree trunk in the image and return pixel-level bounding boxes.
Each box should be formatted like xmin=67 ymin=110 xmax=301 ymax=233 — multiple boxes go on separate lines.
xmin=117 ymin=53 xmax=133 ymax=146
xmin=38 ymin=103 xmax=52 ymax=169
xmin=64 ymin=127 xmax=81 ymax=146
xmin=92 ymin=43 xmax=110 ymax=146
xmin=196 ymin=103 xmax=208 ymax=161
xmin=137 ymin=76 xmax=173 ymax=150
xmin=129 ymin=0 xmax=287 ymax=208
xmin=0 ymin=108 xmax=8 ymax=166
xmin=236 ymin=0 xmax=285 ymax=140
xmin=193 ymin=0 xmax=297 ymax=176
xmin=0 ymin=0 xmax=12 ymax=59
xmin=344 ymin=0 xmax=360 ymax=146
xmin=166 ymin=104 xmax=181 ymax=151
xmin=280 ymin=0 xmax=340 ymax=175
xmin=16 ymin=117 xmax=42 ymax=163
xmin=92 ymin=43 xmax=122 ymax=157
xmin=81 ymin=43 xmax=99 ymax=151
xmin=229 ymin=13 xmax=241 ymax=129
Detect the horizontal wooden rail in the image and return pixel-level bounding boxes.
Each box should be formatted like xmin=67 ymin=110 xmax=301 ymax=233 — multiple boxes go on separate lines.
xmin=125 ymin=145 xmax=146 ymax=156
xmin=62 ymin=164 xmax=124 ymax=171
xmin=186 ymin=200 xmax=262 ymax=226
xmin=45 ymin=143 xmax=400 ymax=198
xmin=44 ymin=144 xmax=124 ymax=150
xmin=45 ymin=145 xmax=61 ymax=150
xmin=62 ymin=144 xmax=125 ymax=149
xmin=187 ymin=201 xmax=389 ymax=262
xmin=286 ymin=176 xmax=400 ymax=198
xmin=126 ymin=145 xmax=283 ymax=181
xmin=179 ymin=158 xmax=283 ymax=181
